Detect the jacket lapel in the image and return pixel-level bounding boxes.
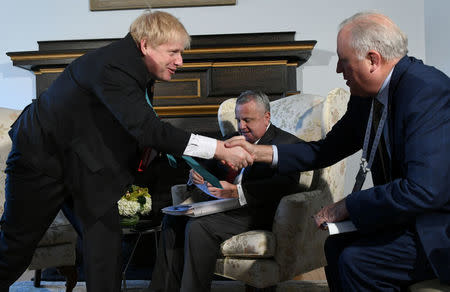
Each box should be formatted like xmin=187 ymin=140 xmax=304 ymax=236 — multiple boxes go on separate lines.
xmin=387 ymin=55 xmax=415 ymax=177
xmin=257 ymin=124 xmax=276 ymax=146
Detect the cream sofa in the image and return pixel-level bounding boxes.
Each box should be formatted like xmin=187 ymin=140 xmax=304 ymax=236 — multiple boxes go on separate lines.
xmin=0 ymin=107 xmax=78 ymax=291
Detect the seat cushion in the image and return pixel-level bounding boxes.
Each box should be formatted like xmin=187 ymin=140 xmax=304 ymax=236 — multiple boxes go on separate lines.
xmin=220 ymin=230 xmax=275 ymax=258
xmin=28 ymin=242 xmax=76 ymax=270
xmin=215 ymin=258 xmax=279 ymax=288
xmin=38 ymin=211 xmax=78 ymax=246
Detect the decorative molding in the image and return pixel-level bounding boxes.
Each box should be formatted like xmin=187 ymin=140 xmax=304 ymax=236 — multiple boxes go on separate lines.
xmin=10 ymin=53 xmax=83 ymax=62
xmin=9 ymin=43 xmax=313 ymax=63
xmin=211 ymin=60 xmax=287 ymax=67
xmin=34 ymin=68 xmax=65 ymax=75
xmin=90 ymin=0 xmax=236 ymax=11
xmin=154 ymin=78 xmax=201 ymax=99
xmin=184 ymin=44 xmax=316 ymax=55
xmin=154 ymin=105 xmax=219 ymax=116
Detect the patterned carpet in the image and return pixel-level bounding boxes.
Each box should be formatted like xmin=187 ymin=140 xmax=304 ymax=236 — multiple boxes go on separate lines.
xmin=10 ymin=280 xmax=329 ymax=292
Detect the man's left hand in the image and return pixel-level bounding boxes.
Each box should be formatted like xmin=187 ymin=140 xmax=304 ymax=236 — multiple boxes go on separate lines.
xmin=207 ymin=181 xmax=238 ymax=199
xmin=313 ymin=199 xmax=349 ymax=229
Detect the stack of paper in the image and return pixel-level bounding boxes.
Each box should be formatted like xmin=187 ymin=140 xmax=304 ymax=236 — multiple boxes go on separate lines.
xmin=162 ymin=198 xmax=240 ymax=217
xmin=163 ymin=156 xmax=241 ymax=217
xmin=325 ymin=220 xmax=357 ymax=235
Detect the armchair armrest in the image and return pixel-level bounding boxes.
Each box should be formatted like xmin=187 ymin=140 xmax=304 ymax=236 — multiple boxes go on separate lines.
xmin=220 ymin=230 xmax=275 ymax=258
xmin=273 ymin=188 xmax=333 ymax=281
xmin=170 ymin=184 xmax=211 ymax=205
xmin=170 ymin=184 xmax=192 ymax=205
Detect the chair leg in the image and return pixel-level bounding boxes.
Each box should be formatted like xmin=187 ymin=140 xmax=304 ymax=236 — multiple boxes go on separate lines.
xmin=33 ymin=269 xmax=42 ymax=287
xmin=245 ymin=284 xmax=276 ymax=292
xmin=56 ymin=265 xmax=78 ymax=292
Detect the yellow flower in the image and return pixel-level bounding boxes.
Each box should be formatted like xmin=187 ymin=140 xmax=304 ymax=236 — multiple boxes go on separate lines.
xmin=117 ymin=185 xmax=152 ymax=217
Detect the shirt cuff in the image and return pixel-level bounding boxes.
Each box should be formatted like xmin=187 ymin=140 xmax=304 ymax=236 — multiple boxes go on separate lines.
xmin=183 ymin=134 xmax=217 ymax=159
xmin=237 ymin=183 xmax=247 ymax=206
xmin=271 ymin=145 xmax=278 ymax=168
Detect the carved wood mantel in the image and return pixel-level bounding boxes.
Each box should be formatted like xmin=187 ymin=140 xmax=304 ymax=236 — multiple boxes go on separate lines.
xmin=7 ymin=32 xmax=315 ymax=136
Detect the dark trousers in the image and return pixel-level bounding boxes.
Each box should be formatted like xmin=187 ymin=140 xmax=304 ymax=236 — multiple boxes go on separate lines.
xmin=0 ymin=158 xmax=123 ymax=292
xmin=150 ymin=210 xmax=251 ymax=292
xmin=324 ymin=228 xmax=436 ymax=292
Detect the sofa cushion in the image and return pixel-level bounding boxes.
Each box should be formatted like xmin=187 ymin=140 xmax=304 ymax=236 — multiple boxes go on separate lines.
xmin=271 ymin=93 xmax=326 ymax=190
xmin=408 ymin=279 xmax=450 ymax=292
xmin=0 ymin=107 xmax=21 ymax=217
xmin=217 ymin=97 xmax=238 ymax=137
xmin=220 ymin=230 xmax=275 ymax=258
xmin=28 ymin=242 xmax=76 ymax=270
xmin=270 ymin=93 xmax=325 ymax=142
xmin=38 ymin=211 xmax=78 ymax=246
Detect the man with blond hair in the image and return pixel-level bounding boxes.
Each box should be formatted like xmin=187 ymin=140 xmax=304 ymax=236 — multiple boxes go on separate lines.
xmin=227 ymin=12 xmax=449 ymax=291
xmin=0 ymin=11 xmax=251 ymax=291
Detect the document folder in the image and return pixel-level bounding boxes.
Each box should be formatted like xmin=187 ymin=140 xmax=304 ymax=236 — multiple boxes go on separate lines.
xmin=162 ymin=198 xmax=240 ymax=217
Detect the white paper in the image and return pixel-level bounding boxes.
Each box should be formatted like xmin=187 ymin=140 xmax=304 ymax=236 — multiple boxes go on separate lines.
xmin=326 ymin=220 xmax=357 ymax=235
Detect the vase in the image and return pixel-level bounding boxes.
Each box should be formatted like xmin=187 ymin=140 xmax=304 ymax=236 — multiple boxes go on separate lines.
xmin=120 ymin=214 xmax=139 ymax=227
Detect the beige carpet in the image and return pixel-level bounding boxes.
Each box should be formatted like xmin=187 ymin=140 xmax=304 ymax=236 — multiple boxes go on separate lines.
xmin=13 ymin=268 xmax=329 ymax=291
xmin=11 ymin=280 xmax=328 ymax=292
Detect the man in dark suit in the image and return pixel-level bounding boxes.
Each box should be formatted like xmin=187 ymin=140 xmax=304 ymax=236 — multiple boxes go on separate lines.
xmin=0 ymin=11 xmax=252 ymax=292
xmin=227 ymin=12 xmax=449 ymax=291
xmin=150 ymin=90 xmax=301 ymax=292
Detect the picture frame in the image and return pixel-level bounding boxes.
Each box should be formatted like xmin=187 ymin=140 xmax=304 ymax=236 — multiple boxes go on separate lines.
xmin=90 ymin=0 xmax=236 ymax=11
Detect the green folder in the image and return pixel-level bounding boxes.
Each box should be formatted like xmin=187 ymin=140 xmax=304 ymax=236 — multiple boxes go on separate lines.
xmin=182 ymin=156 xmax=223 ymax=189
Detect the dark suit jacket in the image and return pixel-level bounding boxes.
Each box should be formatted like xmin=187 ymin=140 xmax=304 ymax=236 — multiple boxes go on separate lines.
xmin=205 ymin=124 xmax=301 ymax=229
xmin=8 ymin=33 xmax=191 ymax=227
xmin=276 ymin=56 xmax=450 ymax=282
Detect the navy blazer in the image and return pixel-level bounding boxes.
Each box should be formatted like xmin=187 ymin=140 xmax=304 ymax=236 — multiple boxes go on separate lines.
xmin=277 ymin=56 xmax=450 ymax=282
xmin=8 ymin=34 xmax=191 ymax=227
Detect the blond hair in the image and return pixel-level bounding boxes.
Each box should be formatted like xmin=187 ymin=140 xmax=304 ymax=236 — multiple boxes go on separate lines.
xmin=130 ymin=11 xmax=191 ymax=49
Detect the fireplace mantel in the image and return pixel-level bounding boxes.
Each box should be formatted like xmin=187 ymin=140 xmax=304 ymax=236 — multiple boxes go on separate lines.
xmin=7 ymin=32 xmax=316 ymax=135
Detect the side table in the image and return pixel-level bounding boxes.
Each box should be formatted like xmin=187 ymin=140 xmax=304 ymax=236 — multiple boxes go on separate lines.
xmin=121 ymin=223 xmax=161 ymax=291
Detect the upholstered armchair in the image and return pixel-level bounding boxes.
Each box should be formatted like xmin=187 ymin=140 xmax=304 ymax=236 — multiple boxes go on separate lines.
xmin=171 ymin=88 xmax=350 ymax=290
xmin=0 ymin=107 xmax=78 ymax=291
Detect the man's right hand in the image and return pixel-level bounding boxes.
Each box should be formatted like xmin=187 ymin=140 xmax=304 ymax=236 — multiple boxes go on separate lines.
xmin=214 ymin=140 xmax=253 ymax=170
xmin=313 ymin=199 xmax=349 ymax=229
xmin=225 ymin=138 xmax=273 ymax=164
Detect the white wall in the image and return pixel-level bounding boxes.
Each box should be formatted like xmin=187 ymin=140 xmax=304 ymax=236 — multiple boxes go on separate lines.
xmin=1 ymin=0 xmax=447 ymax=197
xmin=425 ymin=0 xmax=450 ymax=75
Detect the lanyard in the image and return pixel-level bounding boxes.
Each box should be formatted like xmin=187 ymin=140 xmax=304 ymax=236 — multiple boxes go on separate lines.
xmin=352 ymin=98 xmax=388 ymax=192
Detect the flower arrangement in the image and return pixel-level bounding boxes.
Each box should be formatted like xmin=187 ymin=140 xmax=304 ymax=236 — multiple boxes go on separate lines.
xmin=118 ymin=185 xmax=151 ymax=226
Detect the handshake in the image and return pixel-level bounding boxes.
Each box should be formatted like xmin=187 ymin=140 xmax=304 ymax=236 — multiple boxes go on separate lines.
xmin=213 ymin=136 xmax=274 ymax=170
